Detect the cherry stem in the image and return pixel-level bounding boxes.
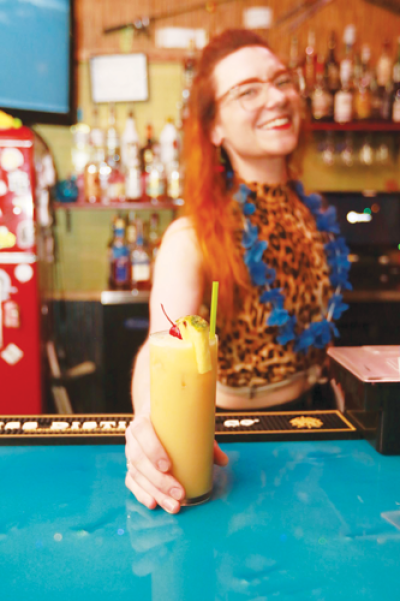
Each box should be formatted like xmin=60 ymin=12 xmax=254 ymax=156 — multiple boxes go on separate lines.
xmin=161 ymin=304 xmax=175 ymax=327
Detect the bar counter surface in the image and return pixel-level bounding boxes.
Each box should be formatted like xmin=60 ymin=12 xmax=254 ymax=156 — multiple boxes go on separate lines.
xmin=1 ymin=413 xmax=400 ymax=600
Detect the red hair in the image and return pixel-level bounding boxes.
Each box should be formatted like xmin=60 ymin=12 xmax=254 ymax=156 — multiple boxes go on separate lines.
xmin=183 ymin=29 xmax=306 ymax=321
xmin=183 ymin=29 xmax=273 ymax=319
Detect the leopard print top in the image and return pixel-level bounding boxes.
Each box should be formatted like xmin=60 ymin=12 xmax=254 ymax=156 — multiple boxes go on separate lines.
xmin=211 ymin=182 xmax=332 ymax=388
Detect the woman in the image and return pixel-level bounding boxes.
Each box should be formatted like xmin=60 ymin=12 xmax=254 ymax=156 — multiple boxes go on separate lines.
xmin=125 ymin=29 xmax=350 ymax=513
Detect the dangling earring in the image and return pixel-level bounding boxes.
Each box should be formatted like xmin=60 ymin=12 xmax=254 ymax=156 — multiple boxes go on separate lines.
xmin=214 ymin=145 xmax=225 ymax=174
xmin=219 ymin=146 xmax=234 ymax=190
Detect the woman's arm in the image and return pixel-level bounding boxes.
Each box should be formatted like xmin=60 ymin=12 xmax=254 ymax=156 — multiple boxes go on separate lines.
xmin=126 ymin=218 xmax=227 ymax=513
xmin=131 ymin=217 xmax=205 ymax=415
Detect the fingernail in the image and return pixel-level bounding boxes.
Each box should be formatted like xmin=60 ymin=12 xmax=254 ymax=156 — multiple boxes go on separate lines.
xmin=170 ymin=487 xmax=184 ymax=501
xmin=158 ymin=460 xmax=169 ymax=472
xmin=163 ymin=498 xmax=179 ymax=513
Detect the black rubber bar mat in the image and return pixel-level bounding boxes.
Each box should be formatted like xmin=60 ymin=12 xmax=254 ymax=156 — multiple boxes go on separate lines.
xmin=0 ymin=411 xmax=359 ymax=445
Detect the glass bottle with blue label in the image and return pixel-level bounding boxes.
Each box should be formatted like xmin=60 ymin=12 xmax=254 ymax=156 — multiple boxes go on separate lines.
xmin=109 ymin=216 xmax=130 ymax=290
xmin=131 ymin=218 xmax=151 ymax=291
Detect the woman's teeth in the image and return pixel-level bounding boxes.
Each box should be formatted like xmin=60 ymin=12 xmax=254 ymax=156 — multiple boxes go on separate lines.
xmin=260 ymin=117 xmax=290 ymax=130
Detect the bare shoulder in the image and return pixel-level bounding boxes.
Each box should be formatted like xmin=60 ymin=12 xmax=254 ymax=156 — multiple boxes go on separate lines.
xmin=150 ymin=216 xmax=204 ymax=328
xmin=161 ymin=216 xmax=198 ymax=244
xmin=159 ymin=217 xmax=201 ymax=262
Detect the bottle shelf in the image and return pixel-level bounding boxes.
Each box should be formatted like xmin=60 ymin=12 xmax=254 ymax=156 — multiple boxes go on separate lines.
xmin=47 ymin=289 xmax=396 ymax=304
xmin=45 ymin=290 xmax=151 ymax=304
xmin=308 ymin=121 xmax=400 ymax=132
xmin=54 ymin=198 xmax=182 ymax=211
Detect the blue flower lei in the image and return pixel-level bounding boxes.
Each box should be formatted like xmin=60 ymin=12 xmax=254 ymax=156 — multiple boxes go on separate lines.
xmin=234 ymin=180 xmax=351 ymax=353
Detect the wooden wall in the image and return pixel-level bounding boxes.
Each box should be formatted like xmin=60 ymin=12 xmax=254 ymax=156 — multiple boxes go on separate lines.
xmin=75 ymin=0 xmax=400 ymax=63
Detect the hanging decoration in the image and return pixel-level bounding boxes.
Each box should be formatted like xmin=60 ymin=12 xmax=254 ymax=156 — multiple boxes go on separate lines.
xmin=234 ymin=181 xmax=351 ymax=353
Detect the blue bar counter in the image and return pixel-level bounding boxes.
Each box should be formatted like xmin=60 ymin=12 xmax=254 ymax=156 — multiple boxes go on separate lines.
xmin=1 ymin=440 xmax=400 ymax=600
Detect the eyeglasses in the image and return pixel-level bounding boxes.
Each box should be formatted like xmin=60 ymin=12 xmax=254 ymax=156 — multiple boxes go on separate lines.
xmin=216 ymin=72 xmax=299 ymax=112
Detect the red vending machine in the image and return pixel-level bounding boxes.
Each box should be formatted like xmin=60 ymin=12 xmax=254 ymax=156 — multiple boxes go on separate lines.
xmin=0 ymin=126 xmax=54 ymax=414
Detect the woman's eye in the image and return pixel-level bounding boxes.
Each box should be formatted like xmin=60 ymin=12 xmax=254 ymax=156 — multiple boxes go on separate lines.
xmin=276 ymin=76 xmax=293 ymax=88
xmin=238 ymin=86 xmax=259 ymax=98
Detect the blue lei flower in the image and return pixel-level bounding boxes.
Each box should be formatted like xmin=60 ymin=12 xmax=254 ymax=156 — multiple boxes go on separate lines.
xmin=237 ymin=181 xmax=351 ymax=354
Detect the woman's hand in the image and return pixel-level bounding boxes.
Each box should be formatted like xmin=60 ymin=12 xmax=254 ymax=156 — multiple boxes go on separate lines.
xmin=125 ymin=414 xmax=184 ymax=513
xmin=125 ymin=414 xmax=229 ymax=513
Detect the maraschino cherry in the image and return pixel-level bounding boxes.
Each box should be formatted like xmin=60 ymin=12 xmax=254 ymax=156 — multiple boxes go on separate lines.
xmin=161 ymin=304 xmax=182 ymax=339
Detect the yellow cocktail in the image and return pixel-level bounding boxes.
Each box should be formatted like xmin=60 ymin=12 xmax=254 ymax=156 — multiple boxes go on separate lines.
xmin=150 ymin=329 xmax=218 ymax=505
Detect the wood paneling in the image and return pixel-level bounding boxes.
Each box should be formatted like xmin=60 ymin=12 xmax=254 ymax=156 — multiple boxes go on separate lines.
xmin=75 ymin=0 xmax=400 ymax=63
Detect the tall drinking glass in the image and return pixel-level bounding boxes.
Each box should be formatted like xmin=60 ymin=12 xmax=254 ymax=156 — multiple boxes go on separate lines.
xmin=150 ymin=331 xmax=218 ymax=505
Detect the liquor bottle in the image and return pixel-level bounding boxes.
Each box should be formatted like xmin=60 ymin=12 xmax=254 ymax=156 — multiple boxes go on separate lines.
xmin=106 ymin=104 xmax=121 ymax=169
xmin=354 ymin=74 xmax=372 ymax=120
xmin=166 ymin=140 xmax=182 ymax=200
xmin=393 ymin=37 xmax=400 ymax=88
xmin=324 ymin=32 xmax=340 ymax=94
xmin=84 ymin=139 xmax=109 ymax=204
xmin=392 ymin=88 xmax=400 ymax=122
xmin=304 ymin=30 xmax=317 ymax=96
xmin=376 ymin=41 xmax=393 ymax=89
xmin=360 ymin=44 xmax=372 ymax=88
xmin=145 ymin=144 xmax=166 ymax=202
xmin=148 ymin=212 xmax=161 ymax=262
xmin=131 ymin=218 xmax=151 ymax=291
xmin=71 ymin=108 xmax=90 ymax=197
xmin=109 ymin=216 xmax=130 ymax=290
xmin=334 ymin=82 xmax=353 ymax=123
xmin=122 ymin=111 xmax=142 ymax=200
xmin=392 ymin=38 xmax=400 ymax=122
xmin=289 ymin=35 xmax=299 ymax=70
xmin=106 ymin=215 xmax=116 ymax=277
xmin=288 ymin=35 xmax=306 ymax=96
xmin=370 ymin=75 xmax=383 ymax=119
xmin=121 ymin=110 xmax=139 ymax=171
xmin=380 ymin=82 xmax=393 ymax=121
xmin=140 ymin=123 xmax=155 ymax=187
xmin=353 ymin=53 xmax=363 ymax=87
xmin=84 ymin=108 xmax=109 ymax=204
xmin=311 ymin=59 xmax=333 ymax=120
xmin=124 ymin=152 xmax=142 ymax=200
xmin=340 ymin=43 xmax=354 ymax=90
xmin=106 ymin=104 xmax=124 ymax=202
xmin=159 ymin=118 xmax=179 ymax=169
xmin=126 ymin=211 xmax=137 ymax=254
xmin=340 ymin=25 xmax=356 ymax=89
xmin=90 ymin=106 xmax=105 ymax=150
xmin=107 ymin=166 xmax=125 ymax=202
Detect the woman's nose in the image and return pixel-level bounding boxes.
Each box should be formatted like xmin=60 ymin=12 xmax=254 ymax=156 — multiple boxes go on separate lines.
xmin=265 ymin=86 xmax=288 ymax=110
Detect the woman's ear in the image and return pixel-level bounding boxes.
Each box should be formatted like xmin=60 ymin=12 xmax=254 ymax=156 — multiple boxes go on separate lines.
xmin=210 ymin=122 xmax=224 ymax=147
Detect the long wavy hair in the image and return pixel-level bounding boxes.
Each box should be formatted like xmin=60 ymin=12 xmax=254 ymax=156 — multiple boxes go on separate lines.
xmin=183 ymin=29 xmax=303 ymax=319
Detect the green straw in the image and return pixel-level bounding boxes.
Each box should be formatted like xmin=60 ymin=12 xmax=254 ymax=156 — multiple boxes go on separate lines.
xmin=209 ymin=281 xmax=219 ymax=340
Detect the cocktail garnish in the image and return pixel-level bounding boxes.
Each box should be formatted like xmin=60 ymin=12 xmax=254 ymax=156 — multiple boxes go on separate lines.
xmin=176 ymin=315 xmax=212 ymax=374
xmin=161 ymin=304 xmax=183 ymax=339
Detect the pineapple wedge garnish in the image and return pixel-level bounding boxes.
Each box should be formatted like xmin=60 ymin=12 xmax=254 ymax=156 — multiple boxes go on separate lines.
xmin=176 ymin=315 xmax=212 ymax=374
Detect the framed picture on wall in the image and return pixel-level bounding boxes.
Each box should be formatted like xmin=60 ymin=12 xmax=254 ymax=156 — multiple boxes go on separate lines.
xmin=89 ymin=53 xmax=149 ymax=103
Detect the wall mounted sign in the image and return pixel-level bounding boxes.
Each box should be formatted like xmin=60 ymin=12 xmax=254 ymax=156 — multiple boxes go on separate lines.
xmin=90 ymin=53 xmax=148 ymax=104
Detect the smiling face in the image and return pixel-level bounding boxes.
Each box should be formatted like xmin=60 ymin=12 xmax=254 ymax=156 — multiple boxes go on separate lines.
xmin=210 ymin=46 xmax=301 ymax=167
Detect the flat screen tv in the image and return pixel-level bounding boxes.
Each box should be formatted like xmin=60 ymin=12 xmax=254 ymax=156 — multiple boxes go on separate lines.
xmin=0 ymin=0 xmax=74 ymax=125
